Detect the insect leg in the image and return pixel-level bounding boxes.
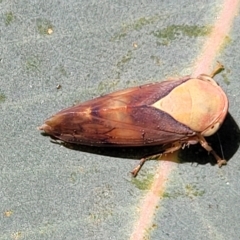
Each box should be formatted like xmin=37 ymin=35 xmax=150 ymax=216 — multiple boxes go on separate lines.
xmin=131 ymin=142 xmax=182 ymax=177
xmin=197 ymin=133 xmax=227 ymax=167
xmin=210 ymin=62 xmax=224 ymax=78
xmin=131 ymin=157 xmax=151 ymax=177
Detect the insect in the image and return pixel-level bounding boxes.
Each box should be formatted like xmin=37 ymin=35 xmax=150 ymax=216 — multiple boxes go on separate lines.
xmin=39 ymin=64 xmax=228 ymax=177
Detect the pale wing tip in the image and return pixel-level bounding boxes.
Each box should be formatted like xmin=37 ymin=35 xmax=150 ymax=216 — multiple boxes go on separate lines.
xmin=38 ymin=124 xmax=47 ymax=131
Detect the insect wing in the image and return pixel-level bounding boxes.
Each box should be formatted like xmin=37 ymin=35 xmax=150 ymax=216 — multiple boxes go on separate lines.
xmin=40 ymin=77 xmax=195 ymax=146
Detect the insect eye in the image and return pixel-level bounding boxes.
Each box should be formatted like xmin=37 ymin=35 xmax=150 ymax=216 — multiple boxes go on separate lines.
xmin=198 ymin=74 xmax=219 ymax=86
xmin=202 ymin=122 xmax=221 ymax=136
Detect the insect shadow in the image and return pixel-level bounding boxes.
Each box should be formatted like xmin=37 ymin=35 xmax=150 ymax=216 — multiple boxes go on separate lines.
xmin=179 ymin=112 xmax=240 ymax=166
xmin=47 ymin=112 xmax=240 ymax=167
